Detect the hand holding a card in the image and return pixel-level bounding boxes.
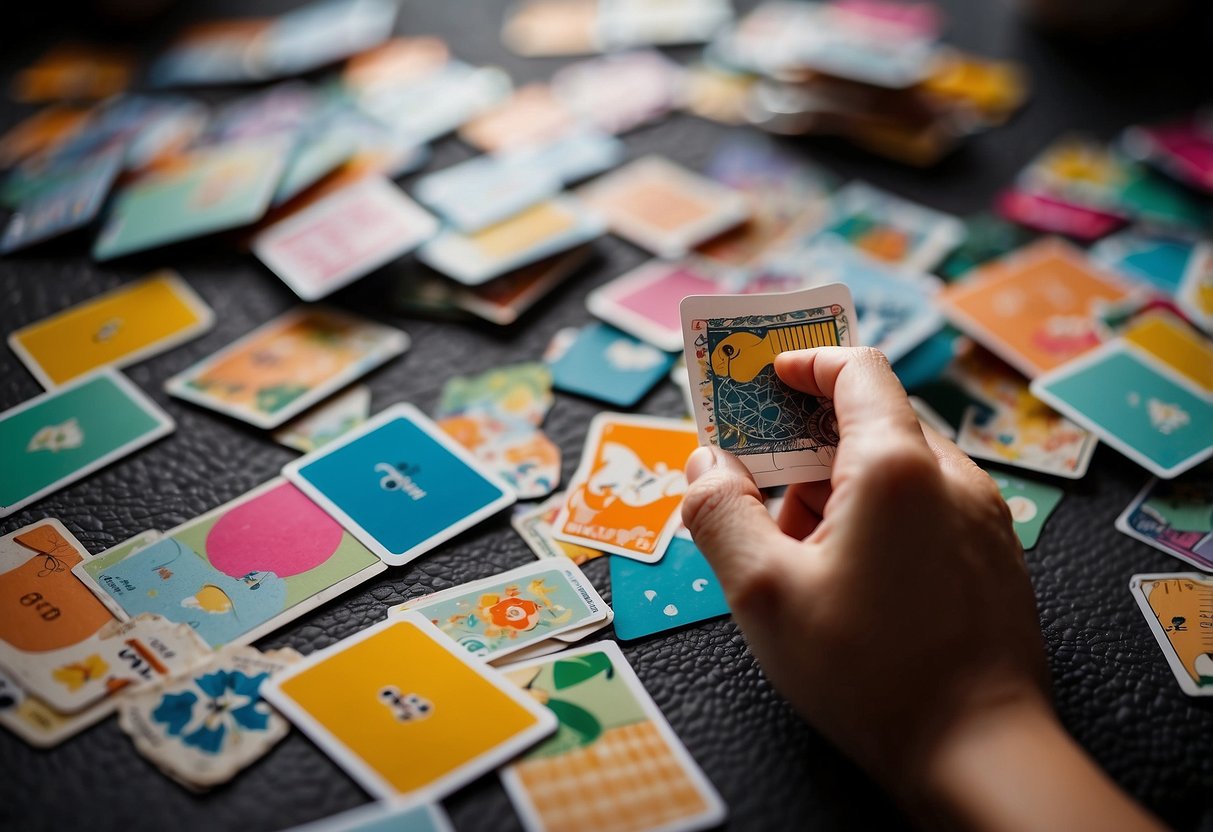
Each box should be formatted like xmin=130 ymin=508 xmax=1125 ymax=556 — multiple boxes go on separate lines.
xmin=681 ymin=346 xmax=1162 ymax=831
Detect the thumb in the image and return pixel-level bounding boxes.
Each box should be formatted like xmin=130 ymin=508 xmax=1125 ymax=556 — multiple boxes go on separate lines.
xmin=681 ymin=446 xmax=794 ymax=611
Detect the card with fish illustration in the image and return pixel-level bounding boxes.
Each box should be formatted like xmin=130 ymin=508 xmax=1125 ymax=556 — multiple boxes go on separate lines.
xmin=283 ymin=404 xmax=516 ymax=567
xmin=284 ymin=801 xmax=453 ymax=832
xmin=939 ymin=239 xmax=1137 ymax=378
xmin=263 ymin=614 xmax=556 ymax=800
xmin=610 ymin=533 xmax=729 ymax=641
xmin=1129 ymin=573 xmax=1213 ymax=696
xmin=9 ymin=271 xmax=214 ymax=389
xmin=274 ymin=385 xmax=372 ymax=454
xmin=418 ymin=197 xmax=604 ymax=286
xmin=498 ymin=640 xmax=727 ymax=832
xmin=0 ymin=147 xmax=122 ymax=254
xmin=548 ymin=323 xmax=676 ymax=407
xmin=578 ymin=156 xmax=749 ymax=258
xmin=0 ymin=369 xmax=174 ymax=518
xmin=681 ymin=284 xmax=855 ymax=488
xmin=552 ymin=413 xmax=697 ymax=561
xmin=1030 ymin=340 xmax=1213 ymax=479
xmin=1178 ymin=243 xmax=1213 ymax=334
xmin=1117 ymin=469 xmax=1213 ymax=572
xmin=253 ymin=177 xmax=438 ymax=301
xmin=819 ymin=182 xmax=964 ymax=273
xmin=388 ymin=560 xmax=608 ymax=660
xmin=73 ymin=478 xmax=385 ymax=649
xmin=93 ymin=138 xmax=288 ymax=261
xmin=1119 ymin=310 xmax=1213 ymax=395
xmin=512 ymin=492 xmax=605 ymax=566
xmin=986 ymin=470 xmax=1063 ymax=550
xmin=118 ymin=645 xmax=301 ymax=791
xmin=165 ymin=307 xmax=408 ymax=430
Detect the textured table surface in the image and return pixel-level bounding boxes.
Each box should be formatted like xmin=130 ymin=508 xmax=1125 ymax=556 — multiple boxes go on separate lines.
xmin=2 ymin=1 xmax=1213 ymax=830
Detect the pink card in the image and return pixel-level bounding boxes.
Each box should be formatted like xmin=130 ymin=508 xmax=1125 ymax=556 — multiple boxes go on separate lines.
xmin=995 ymin=188 xmax=1127 ymax=242
xmin=587 ymin=261 xmax=724 ymax=351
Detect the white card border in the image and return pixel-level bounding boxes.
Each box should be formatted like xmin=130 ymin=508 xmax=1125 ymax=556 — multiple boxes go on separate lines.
xmin=1129 ymin=573 xmax=1213 ymax=697
xmin=1116 ymin=476 xmax=1213 ymax=573
xmin=955 ymin=403 xmax=1096 ymax=480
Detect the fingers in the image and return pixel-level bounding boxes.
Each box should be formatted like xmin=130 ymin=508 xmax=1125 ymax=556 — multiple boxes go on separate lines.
xmin=779 ymin=480 xmax=832 ymax=539
xmin=920 ymin=422 xmax=989 ymax=488
xmin=683 ymin=446 xmax=795 ymax=610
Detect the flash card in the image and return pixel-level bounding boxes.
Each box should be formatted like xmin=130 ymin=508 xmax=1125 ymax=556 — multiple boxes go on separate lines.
xmin=681 ymin=283 xmax=856 ymax=488
xmin=820 ymin=181 xmax=964 ymax=272
xmin=609 ymin=533 xmax=729 ymax=640
xmin=1129 ymin=573 xmax=1213 ymax=696
xmin=1116 ymin=468 xmax=1213 ymax=572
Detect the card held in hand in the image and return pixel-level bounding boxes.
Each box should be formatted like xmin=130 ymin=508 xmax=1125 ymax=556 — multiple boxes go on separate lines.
xmin=681 ymin=284 xmax=855 ymax=487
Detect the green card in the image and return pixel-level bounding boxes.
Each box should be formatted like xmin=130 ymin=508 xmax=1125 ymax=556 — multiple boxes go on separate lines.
xmin=987 ymin=469 xmax=1064 ymax=550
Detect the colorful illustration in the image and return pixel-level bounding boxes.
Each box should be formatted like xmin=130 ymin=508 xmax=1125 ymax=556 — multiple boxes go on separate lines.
xmin=512 ymin=492 xmax=604 ymax=565
xmin=1130 ymin=574 xmax=1213 ymax=696
xmin=501 ymin=642 xmax=726 ymax=832
xmin=820 ymin=182 xmax=964 ymax=272
xmin=77 ymin=479 xmax=381 ymax=648
xmin=274 ymin=384 xmax=371 ymax=454
xmin=609 ymin=535 xmax=730 ymax=640
xmin=1118 ymin=470 xmax=1213 ymax=571
xmin=988 ymin=471 xmax=1064 ymax=550
xmin=166 ymin=307 xmax=407 ymax=429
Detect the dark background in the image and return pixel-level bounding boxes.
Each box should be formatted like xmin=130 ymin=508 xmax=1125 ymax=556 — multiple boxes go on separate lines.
xmin=3 ymin=1 xmax=1213 ymax=830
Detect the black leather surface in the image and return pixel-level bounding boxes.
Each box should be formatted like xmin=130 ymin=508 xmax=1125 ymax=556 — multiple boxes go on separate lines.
xmin=3 ymin=1 xmax=1213 ymax=830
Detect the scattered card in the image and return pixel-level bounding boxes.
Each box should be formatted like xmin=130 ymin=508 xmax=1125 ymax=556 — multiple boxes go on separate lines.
xmin=986 ymin=470 xmax=1063 ymax=550
xmin=458 ymin=83 xmax=582 ymax=153
xmin=820 ymin=182 xmax=964 ymax=273
xmin=413 ymin=151 xmax=563 ymax=233
xmin=274 ymin=385 xmax=372 ymax=454
xmin=73 ymin=478 xmax=385 ymax=648
xmin=0 ymin=369 xmax=173 ymax=518
xmin=553 ymin=413 xmax=697 ymax=561
xmin=1129 ymin=573 xmax=1213 ymax=696
xmin=262 ymin=614 xmax=556 ymax=800
xmin=550 ymin=51 xmax=684 ymax=134
xmin=579 ymin=156 xmax=749 ymax=258
xmin=610 ymin=533 xmax=729 ymax=640
xmin=1 ymin=147 xmax=122 ymax=254
xmin=499 ymin=640 xmax=727 ymax=832
xmin=512 ymin=492 xmax=605 ymax=565
xmin=283 ymin=404 xmax=516 ymax=567
xmin=588 ymin=260 xmax=729 ymax=353
xmin=1120 ymin=310 xmax=1213 ymax=396
xmin=548 ymin=323 xmax=675 ymax=407
xmin=9 ymin=270 xmax=214 ymax=389
xmin=165 ymin=307 xmax=407 ymax=430
xmin=1117 ymin=469 xmax=1213 ymax=572
xmin=1089 ymin=229 xmax=1198 ymax=297
xmin=681 ymin=283 xmax=856 ymax=487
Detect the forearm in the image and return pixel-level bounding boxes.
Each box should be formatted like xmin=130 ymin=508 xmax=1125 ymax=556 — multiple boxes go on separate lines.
xmin=907 ymin=699 xmax=1163 ymax=832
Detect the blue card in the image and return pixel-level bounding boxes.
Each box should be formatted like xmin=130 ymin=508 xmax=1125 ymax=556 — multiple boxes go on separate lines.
xmin=1031 ymin=340 xmax=1213 ymax=479
xmin=282 ymin=404 xmax=516 ymax=566
xmin=609 ymin=534 xmax=730 ymax=640
xmin=0 ymin=148 xmax=122 ymax=254
xmin=548 ymin=323 xmax=675 ymax=407
xmin=1089 ymin=230 xmax=1196 ymax=296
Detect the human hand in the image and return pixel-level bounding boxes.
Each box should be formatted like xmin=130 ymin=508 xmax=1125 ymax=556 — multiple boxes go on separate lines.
xmin=681 ymin=347 xmax=1158 ymax=829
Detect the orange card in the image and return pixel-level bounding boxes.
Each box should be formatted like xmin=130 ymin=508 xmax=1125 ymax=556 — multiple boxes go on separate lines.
xmin=939 ymin=238 xmax=1137 ymax=378
xmin=552 ymin=414 xmax=697 ymax=562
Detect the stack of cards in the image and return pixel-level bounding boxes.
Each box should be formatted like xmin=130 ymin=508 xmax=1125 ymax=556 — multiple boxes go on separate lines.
xmin=512 ymin=492 xmax=605 ymax=565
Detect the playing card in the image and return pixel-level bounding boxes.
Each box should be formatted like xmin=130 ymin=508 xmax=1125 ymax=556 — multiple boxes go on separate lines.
xmin=413 ymin=151 xmax=563 ymax=233
xmin=548 ymin=323 xmax=676 ymax=407
xmin=986 ymin=470 xmax=1063 ymax=550
xmin=551 ymin=51 xmax=684 ymax=135
xmin=681 ymin=284 xmax=856 ymax=488
xmin=1117 ymin=468 xmax=1213 ymax=572
xmin=1129 ymin=573 xmax=1213 ymax=696
xmin=285 ymin=801 xmax=453 ymax=832
xmin=274 ymin=385 xmax=372 ymax=454
xmin=578 ymin=156 xmax=749 ymax=258
xmin=553 ymin=413 xmax=697 ymax=561
xmin=507 ymin=130 xmax=627 ymax=185
xmin=499 ymin=640 xmax=727 ymax=832
xmin=818 ymin=182 xmax=963 ymax=273
xmin=502 ymin=0 xmax=600 ymax=56
xmin=438 ymin=414 xmax=561 ymax=500
xmin=453 ymin=246 xmax=594 ymax=326
xmin=609 ymin=533 xmax=729 ymax=640
xmin=1120 ymin=310 xmax=1213 ymax=395
xmin=1179 ymin=243 xmax=1213 ymax=334
xmin=458 ymin=83 xmax=582 ymax=153
xmin=283 ymin=404 xmax=516 ymax=567
xmin=994 ymin=188 xmax=1127 ymax=242
xmin=253 ymin=177 xmax=438 ymax=301
xmin=9 ymin=271 xmax=214 ymax=389
xmin=262 ymin=614 xmax=556 ymax=800
xmin=939 ymin=238 xmax=1137 ymax=378
xmin=117 ymin=645 xmax=300 ymax=791
xmin=93 ymin=138 xmax=289 ymax=261
xmin=0 ymin=370 xmax=173 ymax=518
xmin=387 ymin=560 xmax=608 ymax=660
xmin=73 ymin=478 xmax=385 ymax=649
xmin=588 ymin=261 xmax=730 ymax=353
xmin=418 ymin=197 xmax=605 ymax=286
xmin=165 ymin=307 xmax=407 ymax=430
xmin=1030 ymin=340 xmax=1213 ymax=479
xmin=0 ymin=147 xmax=122 ymax=254
xmin=512 ymin=493 xmax=605 ymax=565
xmin=1089 ymin=229 xmax=1198 ymax=297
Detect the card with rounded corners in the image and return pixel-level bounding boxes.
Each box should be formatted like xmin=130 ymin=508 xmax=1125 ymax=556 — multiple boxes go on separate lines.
xmin=282 ymin=404 xmax=516 ymax=567
xmin=681 ymin=283 xmax=855 ymax=487
xmin=1129 ymin=573 xmax=1213 ymax=696
xmin=820 ymin=181 xmax=964 ymax=272
xmin=512 ymin=491 xmax=605 ymax=565
xmin=1116 ymin=469 xmax=1213 ymax=572
xmin=165 ymin=307 xmax=407 ymax=430
xmin=262 ymin=613 xmax=557 ymax=800
xmin=9 ymin=270 xmax=214 ymax=389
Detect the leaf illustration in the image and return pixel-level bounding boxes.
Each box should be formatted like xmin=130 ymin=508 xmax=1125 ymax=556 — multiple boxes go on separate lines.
xmin=545 ymin=698 xmax=601 ymax=747
xmin=551 ymin=652 xmax=613 ymax=690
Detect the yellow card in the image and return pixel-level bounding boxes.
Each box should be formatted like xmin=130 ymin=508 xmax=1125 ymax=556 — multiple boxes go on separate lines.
xmin=262 ymin=614 xmax=555 ymax=800
xmin=9 ymin=271 xmax=214 ymax=388
xmin=1122 ymin=310 xmax=1213 ymax=394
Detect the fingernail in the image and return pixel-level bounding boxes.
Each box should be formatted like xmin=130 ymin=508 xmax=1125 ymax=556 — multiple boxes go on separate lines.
xmin=685 ymin=446 xmax=717 ymax=484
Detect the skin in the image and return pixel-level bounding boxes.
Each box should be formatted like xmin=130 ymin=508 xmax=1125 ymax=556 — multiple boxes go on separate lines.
xmin=681 ymin=346 xmax=1163 ymax=832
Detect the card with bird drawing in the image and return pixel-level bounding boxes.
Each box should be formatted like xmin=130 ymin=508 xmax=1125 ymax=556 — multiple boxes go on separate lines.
xmin=552 ymin=414 xmax=699 ymax=562
xmin=681 ymin=283 xmax=855 ymax=488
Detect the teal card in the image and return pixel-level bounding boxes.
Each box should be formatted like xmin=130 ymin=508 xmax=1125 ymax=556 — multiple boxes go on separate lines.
xmin=0 ymin=369 xmax=173 ymax=518
xmin=93 ymin=139 xmax=287 ymax=261
xmin=987 ymin=470 xmax=1064 ymax=549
